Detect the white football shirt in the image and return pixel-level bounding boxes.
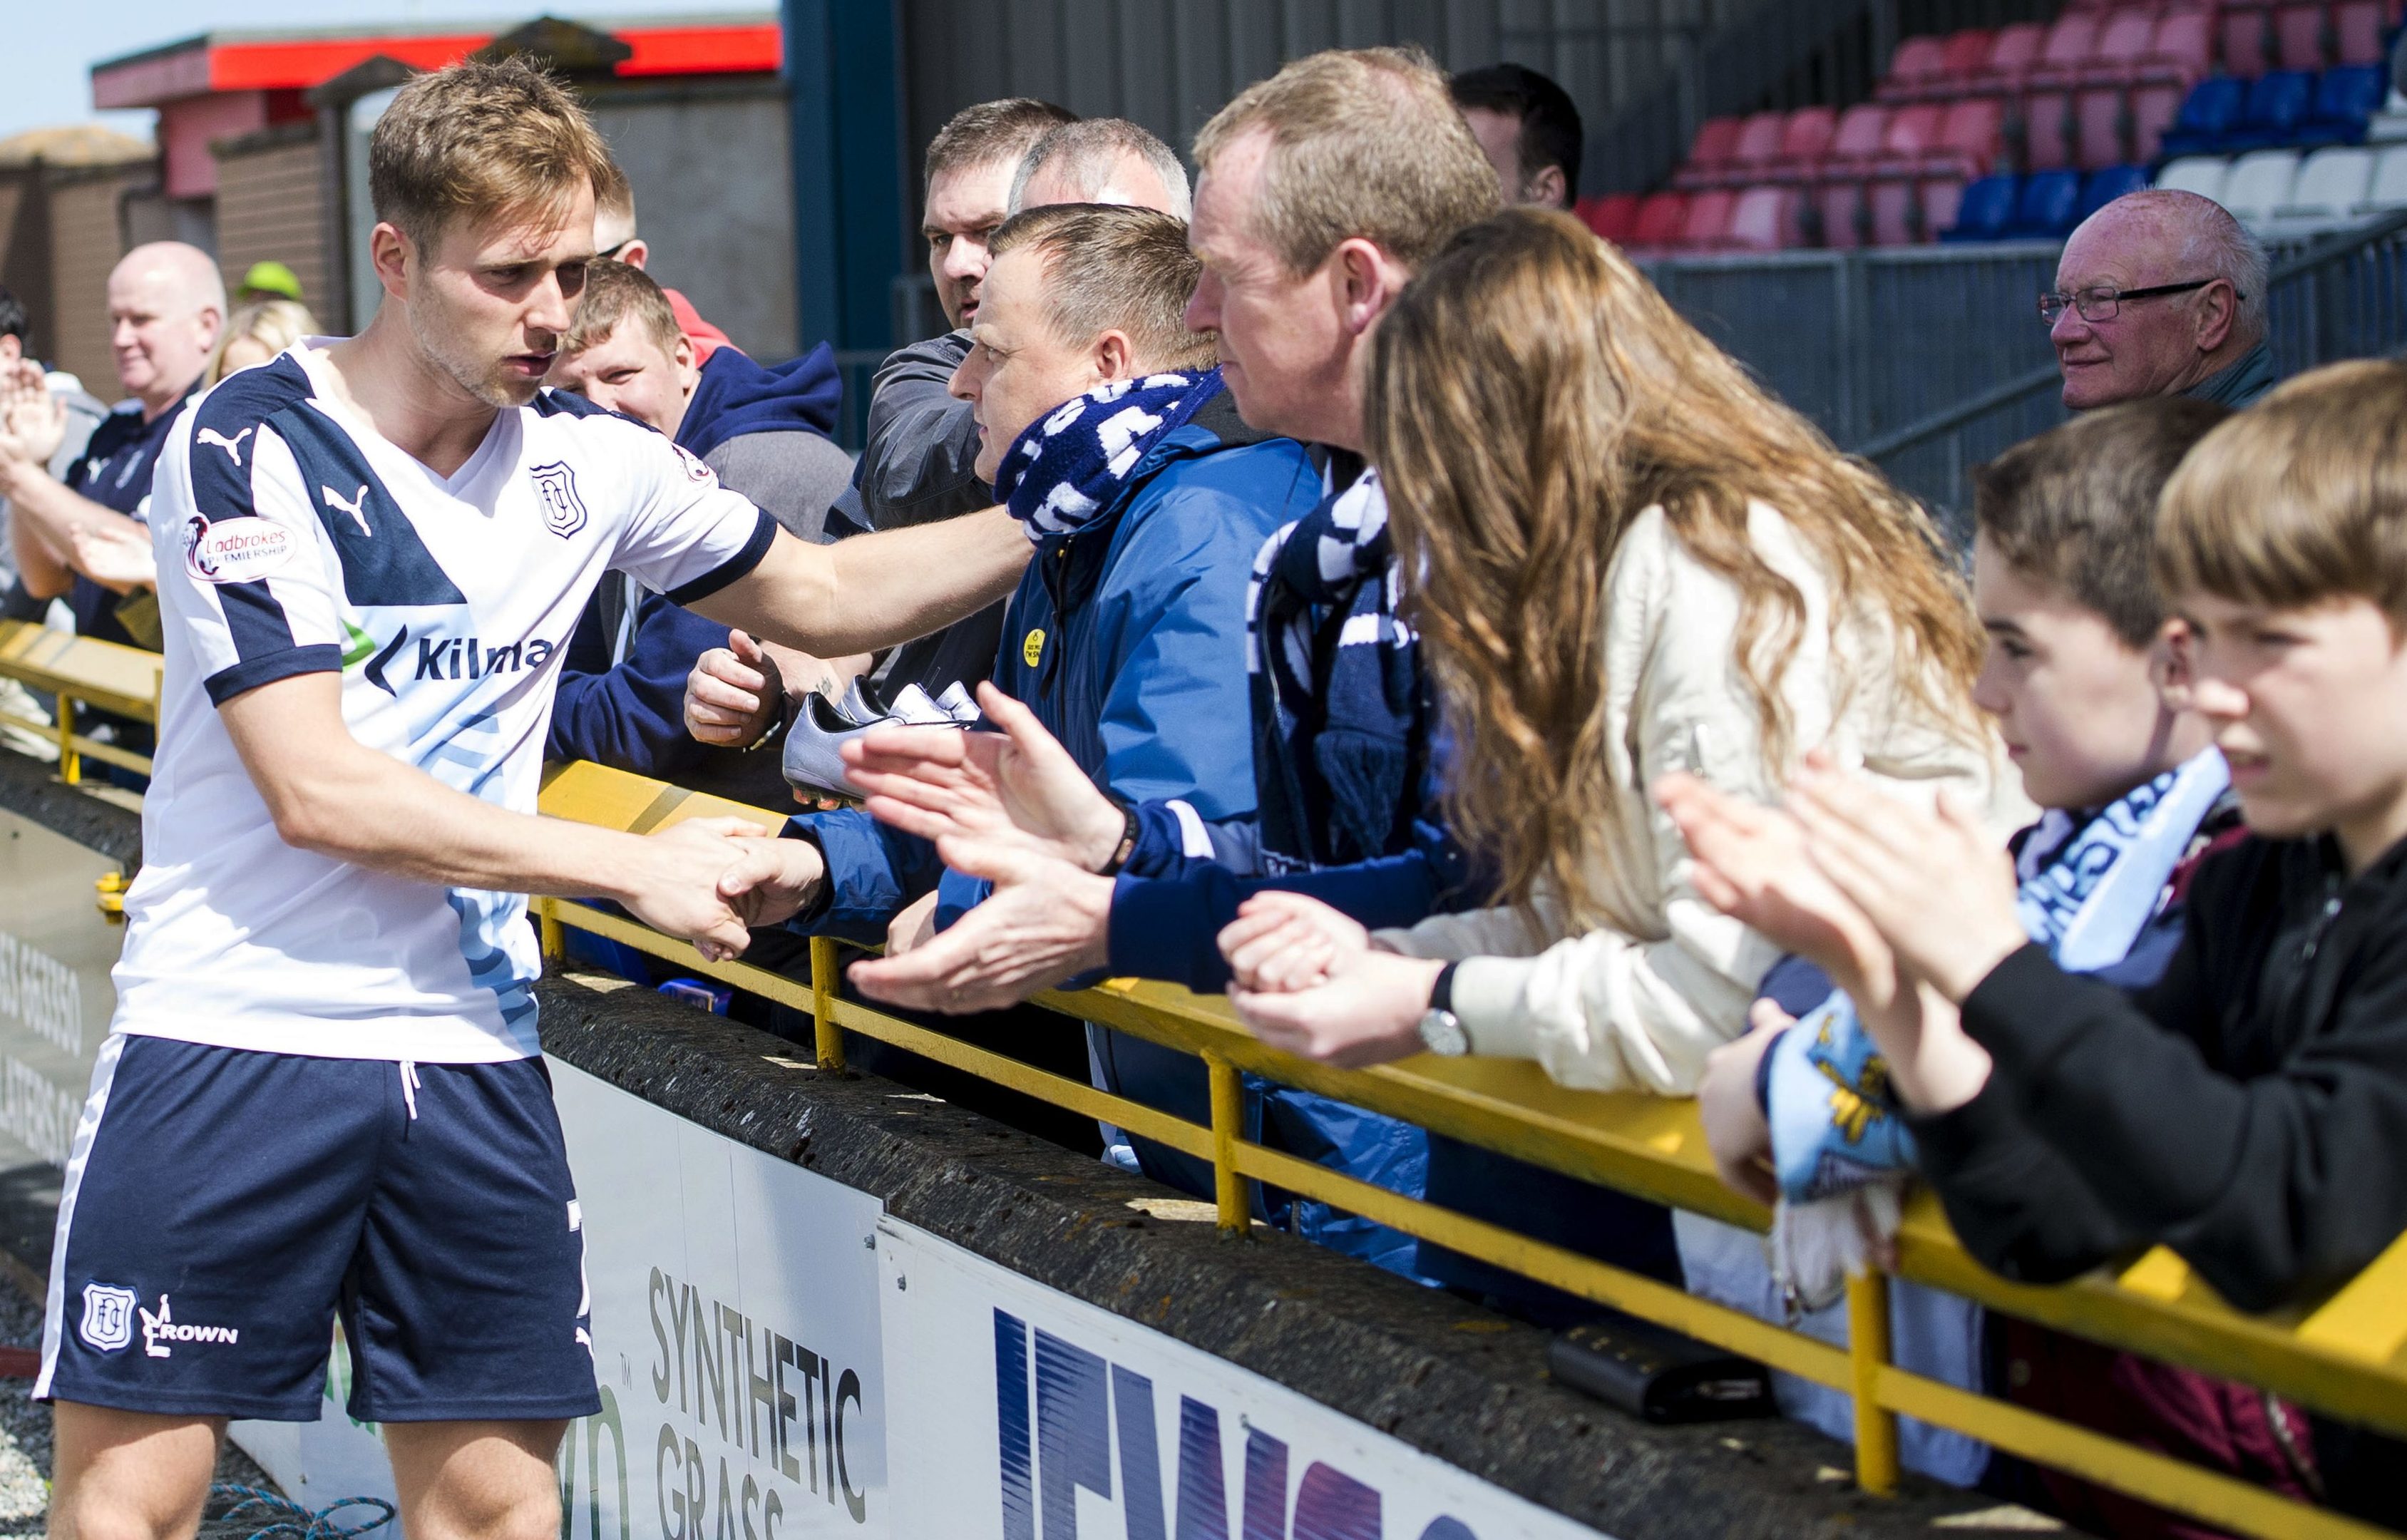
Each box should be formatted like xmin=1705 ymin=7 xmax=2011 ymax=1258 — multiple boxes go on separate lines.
xmin=112 ymin=342 xmax=778 ymax=1062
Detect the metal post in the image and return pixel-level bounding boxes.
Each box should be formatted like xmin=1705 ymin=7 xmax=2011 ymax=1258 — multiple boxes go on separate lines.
xmin=811 ymin=936 xmax=845 ymax=1074
xmin=1848 ymin=1271 xmax=1901 ymax=1495
xmin=55 ymin=693 xmax=77 ymax=785
xmin=538 ymin=897 xmax=565 ymax=962
xmin=1206 ymin=1052 xmax=1245 ymax=1237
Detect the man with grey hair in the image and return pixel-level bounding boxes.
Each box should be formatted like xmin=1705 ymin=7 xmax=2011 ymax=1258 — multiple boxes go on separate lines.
xmin=0 ymin=241 xmax=226 ymax=651
xmin=1009 ymin=118 xmax=1192 ymax=222
xmin=2047 ymin=188 xmax=2274 ymax=411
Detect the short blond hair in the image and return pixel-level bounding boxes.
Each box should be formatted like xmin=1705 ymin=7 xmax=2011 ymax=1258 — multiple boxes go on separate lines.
xmin=1191 ymin=46 xmax=1500 ymax=275
xmin=2157 ymin=359 xmax=2407 ymax=622
xmin=561 ymin=259 xmax=681 ymax=357
xmin=987 ymin=205 xmax=1215 ymax=374
xmin=205 ymin=298 xmax=319 ymax=385
xmin=369 ymin=57 xmax=615 ymax=250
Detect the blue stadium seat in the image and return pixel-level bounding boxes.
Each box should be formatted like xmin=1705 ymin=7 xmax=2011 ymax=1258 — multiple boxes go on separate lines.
xmin=2011 ymin=168 xmax=2085 ymax=237
xmin=1941 ymin=173 xmax=2020 ymax=240
xmin=2300 ymin=64 xmax=2388 ymax=146
xmin=2224 ymin=70 xmax=2316 ymax=150
xmin=2157 ymin=76 xmax=2245 ymax=158
xmin=2078 ymin=164 xmax=2152 ymax=222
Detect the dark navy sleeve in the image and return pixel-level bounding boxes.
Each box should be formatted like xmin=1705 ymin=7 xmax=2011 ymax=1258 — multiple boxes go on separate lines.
xmin=1107 ymin=849 xmax=1450 ymax=994
xmin=546 ymin=593 xmax=729 ymax=777
xmin=784 ymin=807 xmax=945 ymax=945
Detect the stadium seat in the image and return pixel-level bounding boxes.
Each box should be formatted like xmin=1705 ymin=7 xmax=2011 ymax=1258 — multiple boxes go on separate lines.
xmin=2079 ymin=6 xmax=2165 ymax=86
xmin=1865 ymin=178 xmax=1961 ymax=245
xmin=2013 ymin=168 xmax=2087 ymax=236
xmin=1812 ymin=180 xmax=1870 ymax=247
xmin=1929 ymin=96 xmax=2008 ymax=178
xmin=1822 ymin=103 xmax=1893 ymax=173
xmin=2078 ymin=163 xmax=2155 ymax=222
xmin=2362 ymin=142 xmax=2407 ymax=209
xmin=1878 ymin=34 xmax=1951 ymax=101
xmin=1728 ymin=111 xmax=1790 ymax=183
xmin=2219 ymin=146 xmax=2306 ymax=222
xmin=1725 ymin=185 xmax=1807 ymax=250
xmin=2155 ymin=153 xmax=2236 ymax=202
xmin=1942 ymin=173 xmax=2021 ymax=240
xmin=1630 ymin=191 xmax=1691 ymax=250
xmin=2223 ymin=9 xmax=2274 ymax=77
xmin=2075 ymin=86 xmax=2131 ymax=168
xmin=1874 ymin=103 xmax=1947 ymax=173
xmin=2335 ymin=1 xmax=2387 ymax=64
xmin=2274 ymin=4 xmax=2332 ymax=71
xmin=2305 ymin=63 xmax=2388 ymax=143
xmin=1577 ymin=193 xmax=1641 ymax=244
xmin=2231 ymin=69 xmax=2316 ymax=146
xmin=1939 ymin=29 xmax=2000 ymax=88
xmin=2031 ymin=12 xmax=2108 ymax=88
xmin=2274 ymin=143 xmax=2378 ymax=222
xmin=1672 ymin=117 xmax=1745 ymax=190
xmin=1976 ymin=22 xmax=2052 ymax=91
xmin=1921 ymin=179 xmax=1967 ymax=241
xmin=2023 ymin=90 xmax=2078 ymax=169
xmin=1677 ymin=188 xmax=1740 ymax=250
xmin=2159 ymin=76 xmax=2247 ymax=155
xmin=2131 ymin=11 xmax=2216 ymax=88
xmin=2131 ymin=83 xmax=2187 ymax=160
xmin=1772 ymin=107 xmax=1840 ymax=181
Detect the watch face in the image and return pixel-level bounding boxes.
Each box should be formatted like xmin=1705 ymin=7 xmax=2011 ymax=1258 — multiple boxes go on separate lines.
xmin=1418 ymin=1009 xmax=1470 ymax=1057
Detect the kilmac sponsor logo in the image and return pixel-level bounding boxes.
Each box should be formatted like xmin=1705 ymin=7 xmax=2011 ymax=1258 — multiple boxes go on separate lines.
xmin=354 ymin=622 xmax=561 ymax=696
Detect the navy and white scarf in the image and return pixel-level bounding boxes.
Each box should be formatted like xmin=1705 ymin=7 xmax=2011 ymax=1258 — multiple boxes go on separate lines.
xmin=993 ymin=371 xmax=1218 ymax=539
xmin=1246 ymin=465 xmax=1426 ymax=871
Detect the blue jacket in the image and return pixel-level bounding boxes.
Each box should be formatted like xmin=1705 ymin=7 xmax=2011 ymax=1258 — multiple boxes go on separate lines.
xmin=794 ymin=384 xmax=1319 ymax=938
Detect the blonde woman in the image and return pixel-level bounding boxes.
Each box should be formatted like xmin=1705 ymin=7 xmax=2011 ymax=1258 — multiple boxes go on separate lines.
xmin=205 ymin=297 xmax=318 ymax=385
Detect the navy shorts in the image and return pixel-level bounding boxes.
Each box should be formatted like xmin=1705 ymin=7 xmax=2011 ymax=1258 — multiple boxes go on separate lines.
xmin=37 ymin=1036 xmax=599 ymax=1423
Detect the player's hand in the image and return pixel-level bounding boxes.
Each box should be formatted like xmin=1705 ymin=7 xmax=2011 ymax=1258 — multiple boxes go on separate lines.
xmin=1228 ymin=948 xmax=1447 ymax=1067
xmin=1216 ymin=893 xmax=1371 ymax=993
xmin=1698 ymin=1001 xmax=1787 ymax=1206
xmin=711 ymin=831 xmax=828 ymax=942
xmin=1653 ymin=771 xmax=1899 ymax=1011
xmin=622 ymin=817 xmax=762 ymax=960
xmin=685 ymin=630 xmax=781 ymax=747
xmin=1786 ymin=760 xmax=2023 ymax=1005
xmin=847 ymin=836 xmax=1112 ymax=1013
xmin=847 ymin=683 xmax=1125 ymax=869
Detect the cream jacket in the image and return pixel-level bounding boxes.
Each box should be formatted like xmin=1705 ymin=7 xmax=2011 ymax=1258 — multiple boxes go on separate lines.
xmin=1377 ymin=501 xmax=2031 ymax=1096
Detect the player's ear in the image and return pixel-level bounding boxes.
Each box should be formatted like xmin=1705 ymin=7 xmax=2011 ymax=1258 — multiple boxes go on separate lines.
xmin=370 ymin=223 xmax=414 ymax=301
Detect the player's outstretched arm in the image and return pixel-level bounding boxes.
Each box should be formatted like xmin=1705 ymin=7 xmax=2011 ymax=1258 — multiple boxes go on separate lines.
xmin=688 ymin=508 xmax=1030 ymax=658
xmin=218 ymin=671 xmax=757 ymax=955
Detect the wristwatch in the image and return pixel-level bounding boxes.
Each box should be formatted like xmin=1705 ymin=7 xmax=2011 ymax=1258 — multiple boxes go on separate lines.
xmin=1417 ymin=962 xmax=1471 ymax=1057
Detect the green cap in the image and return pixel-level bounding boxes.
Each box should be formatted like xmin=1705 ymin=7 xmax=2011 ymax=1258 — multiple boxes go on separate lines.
xmin=238 ymin=260 xmax=304 ymax=302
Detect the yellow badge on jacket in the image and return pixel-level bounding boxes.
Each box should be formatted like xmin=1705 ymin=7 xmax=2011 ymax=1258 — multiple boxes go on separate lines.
xmin=1023 ymin=628 xmax=1046 ymax=667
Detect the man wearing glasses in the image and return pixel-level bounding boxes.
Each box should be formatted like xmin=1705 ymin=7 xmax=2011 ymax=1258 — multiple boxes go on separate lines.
xmin=2043 ymin=189 xmax=2274 ymax=411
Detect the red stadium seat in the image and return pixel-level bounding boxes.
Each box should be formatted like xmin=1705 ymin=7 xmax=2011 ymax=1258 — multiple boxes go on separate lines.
xmin=1978 ymin=22 xmax=2051 ymax=90
xmin=1629 ymin=192 xmax=1690 ymax=251
xmin=2130 ymin=83 xmax=2185 ymax=161
xmin=1878 ymin=35 xmax=1951 ymax=101
xmin=1729 ymin=111 xmax=1789 ymax=175
xmin=2222 ymin=8 xmax=2274 ymax=76
xmin=1772 ymin=107 xmax=1839 ymax=181
xmin=1576 ymin=193 xmax=1641 ymax=245
xmin=2022 ymin=90 xmax=2076 ymax=170
xmin=2275 ymin=4 xmax=2329 ymax=71
xmin=1671 ymin=116 xmax=1745 ymax=190
xmin=2336 ymin=1 xmax=2386 ymax=63
xmin=1812 ymin=181 xmax=1869 ymax=247
xmin=1725 ymin=185 xmax=1807 ymax=250
xmin=1939 ymin=29 xmax=1999 ymax=87
xmin=1875 ymin=103 xmax=1946 ymax=170
xmin=1932 ymin=96 xmax=2008 ymax=178
xmin=2080 ymin=7 xmax=2163 ymax=84
xmin=2075 ymin=86 xmax=2130 ymax=169
xmin=1822 ymin=103 xmax=1893 ymax=172
xmin=2132 ymin=11 xmax=2216 ymax=87
xmin=1869 ymin=179 xmax=1921 ymax=245
xmin=1920 ymin=180 xmax=1966 ymax=242
xmin=2030 ymin=12 xmax=2107 ymax=88
xmin=1677 ymin=188 xmax=1739 ymax=251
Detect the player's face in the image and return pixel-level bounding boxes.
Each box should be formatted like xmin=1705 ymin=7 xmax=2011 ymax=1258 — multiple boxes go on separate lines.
xmin=545 ymin=319 xmax=699 ymax=438
xmin=406 ymin=186 xmax=597 ymax=409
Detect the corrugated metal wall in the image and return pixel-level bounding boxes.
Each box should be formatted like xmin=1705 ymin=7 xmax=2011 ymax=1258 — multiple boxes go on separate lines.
xmin=897 ymin=0 xmax=1763 ymax=202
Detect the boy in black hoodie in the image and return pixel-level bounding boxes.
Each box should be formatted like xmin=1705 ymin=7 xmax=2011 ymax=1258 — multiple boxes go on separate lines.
xmin=1660 ymin=359 xmax=2407 ymax=1317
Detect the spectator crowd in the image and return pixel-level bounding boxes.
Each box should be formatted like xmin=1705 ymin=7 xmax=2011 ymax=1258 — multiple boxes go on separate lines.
xmin=1 ymin=38 xmax=2402 ymax=1540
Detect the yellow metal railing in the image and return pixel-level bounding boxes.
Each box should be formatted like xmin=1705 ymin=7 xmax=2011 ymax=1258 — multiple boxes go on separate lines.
xmin=3 ymin=622 xmax=2401 ymax=1538
xmin=0 ymin=620 xmax=159 ymax=784
xmin=532 ymin=759 xmax=2407 ymax=1540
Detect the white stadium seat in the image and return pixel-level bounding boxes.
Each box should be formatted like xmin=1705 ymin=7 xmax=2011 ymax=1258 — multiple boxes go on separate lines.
xmin=2360 ymin=143 xmax=2407 ymax=211
xmin=2269 ymin=146 xmax=2378 ymax=235
xmin=2153 ymin=154 xmax=2232 ymax=204
xmin=2217 ymin=148 xmax=2304 ymax=227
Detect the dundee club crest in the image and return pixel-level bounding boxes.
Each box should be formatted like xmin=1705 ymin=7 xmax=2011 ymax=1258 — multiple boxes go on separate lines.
xmin=528 ymin=461 xmax=587 ymax=538
xmin=79 ymin=1283 xmax=136 ymax=1352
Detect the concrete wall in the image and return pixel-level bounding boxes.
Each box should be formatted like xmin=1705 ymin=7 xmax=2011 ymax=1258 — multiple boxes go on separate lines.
xmin=587 ymin=79 xmax=799 ymax=359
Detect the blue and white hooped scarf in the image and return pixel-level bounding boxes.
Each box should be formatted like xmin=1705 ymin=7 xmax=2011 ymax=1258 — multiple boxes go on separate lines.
xmin=1246 ymin=466 xmax=1427 ymax=871
xmin=1767 ymin=746 xmax=2233 ymax=1205
xmin=993 ymin=371 xmax=1219 ymax=540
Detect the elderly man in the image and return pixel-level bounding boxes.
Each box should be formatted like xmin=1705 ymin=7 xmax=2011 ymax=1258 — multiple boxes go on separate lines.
xmin=1010 ymin=118 xmax=1192 ymax=220
xmin=1450 ymin=62 xmax=1584 ymax=209
xmin=0 ymin=242 xmax=223 ymax=650
xmin=2048 ymin=188 xmax=2274 ymax=410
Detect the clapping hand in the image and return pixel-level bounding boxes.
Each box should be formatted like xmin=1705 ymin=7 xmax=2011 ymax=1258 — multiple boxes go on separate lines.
xmin=846 ymin=683 xmax=1126 ymax=869
xmin=0 ymin=361 xmax=66 ymax=471
xmin=846 ymin=834 xmax=1114 ymax=1013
